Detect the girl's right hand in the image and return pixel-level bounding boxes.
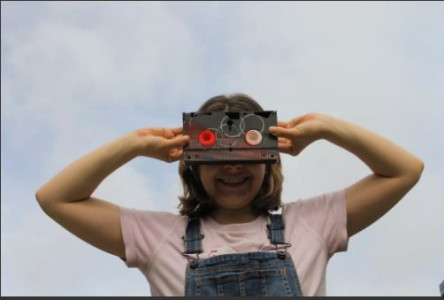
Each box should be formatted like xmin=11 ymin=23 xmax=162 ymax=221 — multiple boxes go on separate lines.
xmin=132 ymin=127 xmax=190 ymax=163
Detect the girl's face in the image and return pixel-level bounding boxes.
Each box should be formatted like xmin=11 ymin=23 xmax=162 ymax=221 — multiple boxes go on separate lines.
xmin=199 ymin=164 xmax=266 ymax=213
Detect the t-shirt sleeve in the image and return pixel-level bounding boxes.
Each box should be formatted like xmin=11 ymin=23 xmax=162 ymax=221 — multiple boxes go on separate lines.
xmin=286 ymin=189 xmax=349 ymax=254
xmin=119 ymin=206 xmax=184 ymax=269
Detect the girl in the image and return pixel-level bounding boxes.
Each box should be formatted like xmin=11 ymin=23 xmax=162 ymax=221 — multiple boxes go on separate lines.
xmin=36 ymin=94 xmax=423 ymax=296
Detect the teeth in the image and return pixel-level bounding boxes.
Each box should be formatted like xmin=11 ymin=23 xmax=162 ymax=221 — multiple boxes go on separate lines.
xmin=220 ymin=177 xmax=246 ymax=184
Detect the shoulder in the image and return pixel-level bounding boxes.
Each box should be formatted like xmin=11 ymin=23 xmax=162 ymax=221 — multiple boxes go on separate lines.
xmin=119 ymin=206 xmax=187 ymax=233
xmin=282 ymin=189 xmax=348 ymax=252
xmin=118 ymin=207 xmax=189 ymax=269
xmin=283 ymin=189 xmax=346 ymax=216
xmin=119 ymin=206 xmax=184 ymax=220
xmin=282 ymin=189 xmax=347 ymax=230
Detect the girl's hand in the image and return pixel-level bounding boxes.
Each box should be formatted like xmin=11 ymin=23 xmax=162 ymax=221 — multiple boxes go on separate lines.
xmin=269 ymin=113 xmax=332 ymax=156
xmin=133 ymin=127 xmax=190 ymax=162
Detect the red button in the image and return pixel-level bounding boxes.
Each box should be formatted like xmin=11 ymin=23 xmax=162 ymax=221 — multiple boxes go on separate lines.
xmin=198 ymin=130 xmax=216 ymax=147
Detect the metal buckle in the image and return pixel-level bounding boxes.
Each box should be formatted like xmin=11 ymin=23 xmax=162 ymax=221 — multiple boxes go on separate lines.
xmin=181 ymin=234 xmax=205 ymax=242
xmin=276 ymin=243 xmax=291 ymax=259
xmin=181 ymin=252 xmax=201 ymax=269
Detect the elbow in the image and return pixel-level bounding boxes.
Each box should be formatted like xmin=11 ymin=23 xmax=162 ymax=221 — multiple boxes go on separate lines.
xmin=35 ymin=188 xmax=51 ymax=212
xmin=35 ymin=189 xmax=58 ymax=216
xmin=35 ymin=189 xmax=46 ymax=208
xmin=414 ymin=158 xmax=424 ymax=179
xmin=408 ymin=157 xmax=424 ymax=185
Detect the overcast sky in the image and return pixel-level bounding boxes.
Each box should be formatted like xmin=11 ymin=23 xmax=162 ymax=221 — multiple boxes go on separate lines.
xmin=2 ymin=1 xmax=443 ymax=296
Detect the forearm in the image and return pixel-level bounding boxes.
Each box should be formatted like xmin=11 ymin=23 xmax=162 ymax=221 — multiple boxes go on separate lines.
xmin=271 ymin=113 xmax=424 ymax=236
xmin=324 ymin=117 xmax=424 ymax=181
xmin=36 ymin=132 xmax=140 ymax=206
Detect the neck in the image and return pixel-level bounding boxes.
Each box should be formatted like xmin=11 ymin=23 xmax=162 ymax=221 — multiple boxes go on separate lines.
xmin=210 ymin=208 xmax=258 ymax=224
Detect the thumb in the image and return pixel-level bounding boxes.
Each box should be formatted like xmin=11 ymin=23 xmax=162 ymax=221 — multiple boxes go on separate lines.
xmin=269 ymin=126 xmax=301 ymax=140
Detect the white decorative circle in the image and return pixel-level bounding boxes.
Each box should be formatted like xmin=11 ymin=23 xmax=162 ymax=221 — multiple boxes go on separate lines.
xmin=244 ymin=129 xmax=262 ymax=146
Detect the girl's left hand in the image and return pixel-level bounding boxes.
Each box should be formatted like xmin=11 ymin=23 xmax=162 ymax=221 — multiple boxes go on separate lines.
xmin=269 ymin=113 xmax=332 ymax=156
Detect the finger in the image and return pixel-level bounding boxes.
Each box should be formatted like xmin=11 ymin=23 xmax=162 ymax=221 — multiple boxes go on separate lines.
xmin=277 ymin=143 xmax=294 ymax=155
xmin=278 ymin=142 xmax=302 ymax=156
xmin=276 ymin=121 xmax=288 ymax=128
xmin=171 ymin=127 xmax=184 ymax=135
xmin=276 ymin=138 xmax=292 ymax=150
xmin=138 ymin=127 xmax=169 ymax=138
xmin=167 ymin=148 xmax=184 ymax=162
xmin=136 ymin=128 xmax=153 ymax=137
xmin=269 ymin=123 xmax=287 ymax=134
xmin=163 ymin=135 xmax=190 ymax=150
xmin=277 ymin=137 xmax=291 ymax=145
xmin=269 ymin=126 xmax=298 ymax=140
xmin=288 ymin=115 xmax=310 ymax=126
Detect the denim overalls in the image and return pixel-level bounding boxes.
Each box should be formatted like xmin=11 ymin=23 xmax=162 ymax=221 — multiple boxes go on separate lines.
xmin=182 ymin=214 xmax=303 ymax=296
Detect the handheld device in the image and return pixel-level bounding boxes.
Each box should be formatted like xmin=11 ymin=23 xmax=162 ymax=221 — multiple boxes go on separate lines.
xmin=183 ymin=111 xmax=278 ymax=165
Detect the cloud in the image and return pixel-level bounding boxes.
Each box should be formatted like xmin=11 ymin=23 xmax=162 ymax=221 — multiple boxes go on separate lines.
xmin=328 ymin=171 xmax=443 ymax=296
xmin=2 ymin=1 xmax=443 ymax=296
xmin=218 ymin=4 xmax=417 ymax=113
xmin=2 ymin=2 xmax=202 ymax=296
xmin=2 ymin=202 xmax=149 ymax=296
xmin=2 ymin=2 xmax=206 ymax=153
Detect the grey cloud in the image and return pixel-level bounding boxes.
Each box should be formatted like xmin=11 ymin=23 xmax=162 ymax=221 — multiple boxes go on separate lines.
xmin=2 ymin=1 xmax=443 ymax=297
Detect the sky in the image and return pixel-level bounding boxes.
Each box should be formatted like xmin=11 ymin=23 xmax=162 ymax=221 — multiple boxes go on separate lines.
xmin=2 ymin=1 xmax=443 ymax=296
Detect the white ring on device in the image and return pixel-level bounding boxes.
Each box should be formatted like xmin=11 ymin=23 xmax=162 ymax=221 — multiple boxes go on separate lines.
xmin=244 ymin=129 xmax=262 ymax=146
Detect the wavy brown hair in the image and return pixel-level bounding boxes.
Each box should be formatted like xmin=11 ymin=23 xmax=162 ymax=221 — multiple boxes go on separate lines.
xmin=178 ymin=93 xmax=284 ymax=219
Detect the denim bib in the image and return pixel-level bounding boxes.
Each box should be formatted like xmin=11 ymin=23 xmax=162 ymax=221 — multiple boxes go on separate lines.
xmin=182 ymin=215 xmax=303 ymax=296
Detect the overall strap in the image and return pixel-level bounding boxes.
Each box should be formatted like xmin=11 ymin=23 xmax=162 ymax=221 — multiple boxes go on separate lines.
xmin=266 ymin=214 xmax=286 ymax=245
xmin=182 ymin=218 xmax=204 ymax=255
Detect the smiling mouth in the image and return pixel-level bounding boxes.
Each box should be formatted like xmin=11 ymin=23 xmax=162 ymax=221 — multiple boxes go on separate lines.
xmin=218 ymin=177 xmax=250 ymax=186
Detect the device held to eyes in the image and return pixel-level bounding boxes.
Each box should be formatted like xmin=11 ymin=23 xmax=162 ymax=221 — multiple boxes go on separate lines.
xmin=183 ymin=111 xmax=278 ymax=165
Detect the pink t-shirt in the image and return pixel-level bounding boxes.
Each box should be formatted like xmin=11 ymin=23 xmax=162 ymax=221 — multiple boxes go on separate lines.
xmin=119 ymin=189 xmax=348 ymax=296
